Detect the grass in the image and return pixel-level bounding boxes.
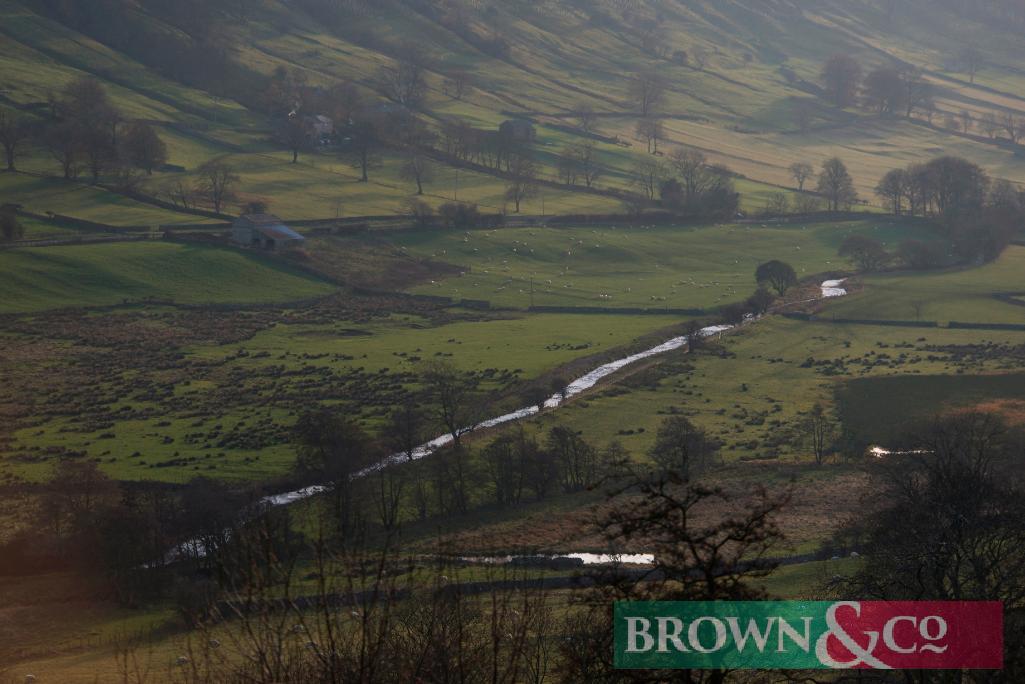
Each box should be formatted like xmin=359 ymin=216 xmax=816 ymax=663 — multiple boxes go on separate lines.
xmin=14 ymin=215 xmax=91 ymax=240
xmin=0 ymin=174 xmax=221 ymax=227
xmin=398 ymin=219 xmax=939 ymax=310
xmin=0 ymin=241 xmax=335 ymax=312
xmin=187 ymin=312 xmax=685 ymax=378
xmin=823 ymin=246 xmax=1025 ymax=324
xmin=4 ymin=310 xmax=685 ymax=483
xmin=518 ymin=316 xmax=1025 ymax=461
xmin=760 ymin=558 xmax=861 ymax=599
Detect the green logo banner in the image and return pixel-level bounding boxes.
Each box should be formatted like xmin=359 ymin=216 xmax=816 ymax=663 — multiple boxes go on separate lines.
xmin=614 ymin=601 xmax=1003 ymax=670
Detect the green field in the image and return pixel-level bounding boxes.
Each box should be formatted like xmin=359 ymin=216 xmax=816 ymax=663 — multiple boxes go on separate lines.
xmin=3 ymin=309 xmax=685 ymax=482
xmin=399 ymin=219 xmax=939 ymax=309
xmin=0 ymin=241 xmax=335 ymax=312
xmin=515 ymin=316 xmax=1025 ymax=461
xmin=823 ymin=246 xmax=1025 ymax=324
xmin=0 ymin=174 xmax=222 ymax=227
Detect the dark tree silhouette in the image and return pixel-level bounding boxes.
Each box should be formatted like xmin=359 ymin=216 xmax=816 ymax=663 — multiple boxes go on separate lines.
xmin=821 ymin=54 xmax=863 ymax=107
xmin=755 ymin=259 xmax=798 ymax=296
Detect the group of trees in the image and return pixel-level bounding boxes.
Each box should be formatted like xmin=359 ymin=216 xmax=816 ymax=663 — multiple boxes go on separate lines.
xmin=819 ymin=48 xmax=1025 ymax=154
xmin=819 ymin=50 xmax=1006 ymax=127
xmin=0 ymin=456 xmax=254 ymax=605
xmin=875 ymin=155 xmax=1003 ymax=217
xmin=839 ymin=412 xmax=1025 ymax=678
xmin=819 ymin=51 xmax=952 ymax=112
xmin=2 ymin=78 xmax=168 ymax=185
xmin=627 ymin=147 xmax=739 ymax=218
xmin=24 ymin=406 xmax=1025 ymax=681
xmin=874 ymin=155 xmax=1021 ymax=263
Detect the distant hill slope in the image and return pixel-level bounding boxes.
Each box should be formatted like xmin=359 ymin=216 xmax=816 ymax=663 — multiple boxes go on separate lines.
xmin=2 ymin=0 xmax=1025 ymax=220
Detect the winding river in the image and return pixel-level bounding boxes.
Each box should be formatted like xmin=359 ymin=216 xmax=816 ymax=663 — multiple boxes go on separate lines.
xmin=263 ymin=279 xmax=848 ymax=510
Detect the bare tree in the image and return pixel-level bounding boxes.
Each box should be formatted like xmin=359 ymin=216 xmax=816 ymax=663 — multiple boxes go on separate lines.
xmin=910 ymin=299 xmax=925 ymax=320
xmin=802 ymin=403 xmax=837 ymax=466
xmin=443 ymin=69 xmax=472 ymax=100
xmin=649 ymin=415 xmax=717 ymax=479
xmin=634 ymin=117 xmax=663 ymax=154
xmin=821 ymin=53 xmax=863 ymax=107
xmin=667 ymin=147 xmax=715 ymax=201
xmin=1000 ymin=111 xmax=1023 ymax=143
xmin=122 ymin=121 xmax=167 ymax=175
xmin=980 ymin=111 xmax=1001 ymax=138
xmin=958 ymin=44 xmax=985 ymax=83
xmin=575 ymin=102 xmax=598 ymax=134
xmin=342 ymin=114 xmax=381 ymax=182
xmin=793 ymin=192 xmax=823 ymax=213
xmin=45 ymin=121 xmax=83 ymax=180
xmin=0 ymin=111 xmax=31 ymax=172
xmin=876 ymin=167 xmax=910 ymax=214
xmin=762 ymin=191 xmax=790 ymax=216
xmin=559 ymin=468 xmax=790 ymax=681
xmin=504 ymin=153 xmax=538 ymax=213
xmin=755 ymin=259 xmax=798 ymax=296
xmin=379 ymin=51 xmax=428 ymax=108
xmin=281 ymin=115 xmax=307 ymax=164
xmin=959 ymin=109 xmax=973 ymax=134
xmin=387 ymin=400 xmax=429 ymax=520
xmin=293 ymin=410 xmax=377 ymax=539
xmin=631 ymin=156 xmax=666 ymax=200
xmin=399 ymin=150 xmax=433 ymax=195
xmin=863 ymin=65 xmax=906 ymax=115
xmin=900 ymin=67 xmax=934 ymax=118
xmin=0 ymin=205 xmax=24 ymax=242
xmin=626 ymin=69 xmax=668 ymax=116
xmin=546 ymin=426 xmax=599 ymax=493
xmin=572 ymin=141 xmax=601 ymax=187
xmin=556 ymin=147 xmax=580 ymax=185
xmin=817 ymin=156 xmax=858 ymax=211
xmin=789 ymin=161 xmax=814 ymax=190
xmin=195 ymin=160 xmax=239 ymax=214
xmin=420 ymin=359 xmax=482 ymax=446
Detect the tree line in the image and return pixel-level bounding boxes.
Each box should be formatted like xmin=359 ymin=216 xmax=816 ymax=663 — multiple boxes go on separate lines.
xmin=819 ymin=50 xmax=1025 ymax=143
xmin=1 ymin=78 xmax=167 ymax=185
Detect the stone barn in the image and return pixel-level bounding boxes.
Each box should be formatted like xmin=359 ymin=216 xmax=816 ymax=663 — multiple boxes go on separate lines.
xmin=231 ymin=214 xmax=306 ymax=250
xmin=499 ymin=118 xmax=536 ymax=142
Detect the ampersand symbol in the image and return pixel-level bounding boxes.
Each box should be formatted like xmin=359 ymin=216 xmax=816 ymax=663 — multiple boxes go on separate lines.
xmin=815 ymin=602 xmax=892 ymax=669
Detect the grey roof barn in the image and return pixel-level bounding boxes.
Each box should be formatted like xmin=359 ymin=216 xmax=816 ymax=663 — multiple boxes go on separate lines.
xmin=232 ymin=214 xmax=305 ymax=250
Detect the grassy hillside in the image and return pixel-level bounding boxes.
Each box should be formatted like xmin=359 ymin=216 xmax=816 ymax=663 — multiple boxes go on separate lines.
xmin=3 ymin=0 xmax=1025 ymax=225
xmin=398 ymin=218 xmax=939 ymax=309
xmin=0 ymin=241 xmax=335 ymax=312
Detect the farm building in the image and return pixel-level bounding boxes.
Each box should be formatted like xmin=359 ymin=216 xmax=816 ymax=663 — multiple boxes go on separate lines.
xmin=499 ymin=118 xmax=536 ymax=142
xmin=231 ymin=214 xmax=306 ymax=250
xmin=303 ymin=114 xmax=334 ymax=143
